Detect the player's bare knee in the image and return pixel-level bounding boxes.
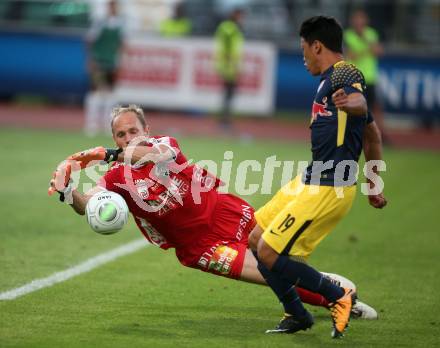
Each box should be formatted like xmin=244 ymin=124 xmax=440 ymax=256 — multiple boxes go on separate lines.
xmin=257 ymin=239 xmax=277 ymax=270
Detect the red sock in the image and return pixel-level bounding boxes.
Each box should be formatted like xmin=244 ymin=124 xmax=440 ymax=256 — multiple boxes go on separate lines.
xmin=297 ymin=287 xmax=329 ymax=308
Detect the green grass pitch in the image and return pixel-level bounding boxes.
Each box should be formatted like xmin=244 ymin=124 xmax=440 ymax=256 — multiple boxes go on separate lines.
xmin=0 ymin=128 xmax=439 ymax=347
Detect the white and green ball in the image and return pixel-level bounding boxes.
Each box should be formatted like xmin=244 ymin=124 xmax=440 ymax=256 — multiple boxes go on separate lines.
xmin=86 ymin=191 xmax=129 ymax=235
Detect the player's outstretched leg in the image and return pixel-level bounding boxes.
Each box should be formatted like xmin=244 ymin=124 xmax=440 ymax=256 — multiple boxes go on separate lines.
xmin=258 ymin=240 xmax=353 ymax=338
xmin=251 ymin=250 xmax=315 ymax=334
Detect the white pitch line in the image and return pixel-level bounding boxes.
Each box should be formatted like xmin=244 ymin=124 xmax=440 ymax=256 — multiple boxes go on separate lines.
xmin=0 ymin=239 xmax=148 ymax=301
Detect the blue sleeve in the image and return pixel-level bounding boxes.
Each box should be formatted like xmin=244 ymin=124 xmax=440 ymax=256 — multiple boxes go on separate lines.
xmin=343 ymin=85 xmax=364 ymax=96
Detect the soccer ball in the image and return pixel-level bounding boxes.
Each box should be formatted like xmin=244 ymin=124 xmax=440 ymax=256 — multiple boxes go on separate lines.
xmin=86 ymin=191 xmax=129 ymax=235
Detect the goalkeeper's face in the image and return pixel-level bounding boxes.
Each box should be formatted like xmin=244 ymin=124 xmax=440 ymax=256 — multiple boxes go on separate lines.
xmin=112 ymin=112 xmax=150 ymax=149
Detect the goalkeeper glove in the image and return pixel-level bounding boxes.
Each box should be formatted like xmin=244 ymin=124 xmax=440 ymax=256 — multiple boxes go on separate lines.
xmin=48 ymin=160 xmax=75 ymax=202
xmin=67 ymin=146 xmax=122 ymax=169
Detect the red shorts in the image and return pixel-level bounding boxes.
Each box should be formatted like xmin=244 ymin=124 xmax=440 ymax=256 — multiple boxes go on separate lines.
xmin=175 ymin=194 xmax=256 ymax=279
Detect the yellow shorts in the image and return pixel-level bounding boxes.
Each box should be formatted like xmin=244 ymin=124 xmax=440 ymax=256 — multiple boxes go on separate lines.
xmin=255 ymin=175 xmax=356 ymax=259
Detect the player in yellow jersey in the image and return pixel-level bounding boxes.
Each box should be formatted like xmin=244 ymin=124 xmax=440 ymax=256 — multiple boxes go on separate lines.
xmin=248 ymin=16 xmax=387 ymax=338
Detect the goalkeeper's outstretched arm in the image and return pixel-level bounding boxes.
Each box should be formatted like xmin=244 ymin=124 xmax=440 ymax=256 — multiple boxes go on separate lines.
xmin=70 ymin=187 xmax=104 ymax=216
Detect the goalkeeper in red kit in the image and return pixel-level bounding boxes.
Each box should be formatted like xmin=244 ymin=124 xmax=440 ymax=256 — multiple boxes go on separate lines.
xmin=48 ymin=105 xmax=377 ymax=319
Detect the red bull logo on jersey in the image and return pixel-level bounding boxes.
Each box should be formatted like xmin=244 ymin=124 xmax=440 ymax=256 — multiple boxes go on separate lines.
xmin=311 ymin=99 xmax=333 ymax=121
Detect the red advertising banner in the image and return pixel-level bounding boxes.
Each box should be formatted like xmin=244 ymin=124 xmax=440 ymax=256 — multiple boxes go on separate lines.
xmin=115 ymin=37 xmax=276 ymax=115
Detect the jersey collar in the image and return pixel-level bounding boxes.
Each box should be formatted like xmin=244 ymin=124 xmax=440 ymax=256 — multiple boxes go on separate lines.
xmin=321 ymin=60 xmax=345 ymax=79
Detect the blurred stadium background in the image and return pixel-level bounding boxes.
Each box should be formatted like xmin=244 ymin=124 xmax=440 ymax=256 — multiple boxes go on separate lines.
xmin=0 ymin=0 xmax=439 ymax=142
xmin=0 ymin=1 xmax=439 ymax=347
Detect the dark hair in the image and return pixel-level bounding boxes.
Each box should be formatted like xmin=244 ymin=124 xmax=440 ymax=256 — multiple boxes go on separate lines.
xmin=299 ymin=16 xmax=343 ymax=53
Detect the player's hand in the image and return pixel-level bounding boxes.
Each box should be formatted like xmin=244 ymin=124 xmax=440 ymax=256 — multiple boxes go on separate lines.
xmin=332 ymin=88 xmax=349 ymax=110
xmin=368 ymin=193 xmax=387 ymax=209
xmin=48 ymin=160 xmax=77 ymax=202
xmin=67 ymin=147 xmax=122 ymax=169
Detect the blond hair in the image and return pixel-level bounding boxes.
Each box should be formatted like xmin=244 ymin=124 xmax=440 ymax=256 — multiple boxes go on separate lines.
xmin=110 ymin=104 xmax=146 ymax=131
